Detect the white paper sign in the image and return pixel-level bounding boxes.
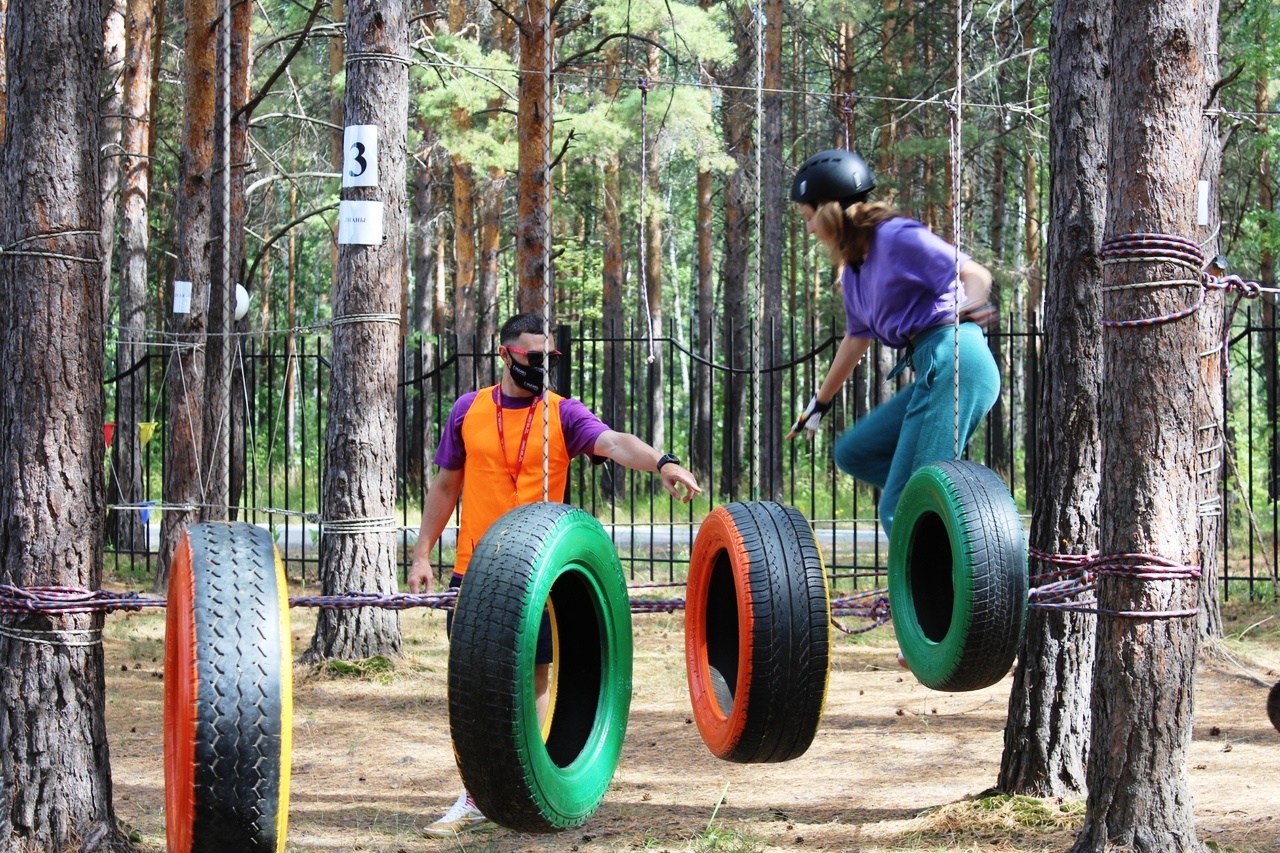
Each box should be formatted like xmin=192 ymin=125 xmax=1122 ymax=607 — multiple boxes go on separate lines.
xmin=337 ymin=200 xmax=384 ymax=245
xmin=1197 ymin=180 xmax=1210 ymax=226
xmin=173 ymin=280 xmax=192 ymax=314
xmin=343 ymin=125 xmax=379 ymax=187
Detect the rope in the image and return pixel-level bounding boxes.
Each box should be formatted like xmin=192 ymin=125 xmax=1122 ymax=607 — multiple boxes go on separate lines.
xmin=0 ymin=229 xmax=100 ymax=265
xmin=344 ymin=50 xmax=411 ymax=67
xmin=1025 ymin=547 xmax=1201 ymax=618
xmin=328 ymin=312 xmax=402 ymax=327
xmin=947 ymin=0 xmax=964 ymax=459
xmin=0 ymin=623 xmax=103 ymax=648
xmin=320 ymin=516 xmax=399 ymax=534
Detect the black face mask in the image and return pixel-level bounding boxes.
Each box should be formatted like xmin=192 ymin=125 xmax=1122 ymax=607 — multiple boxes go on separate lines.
xmin=508 ymin=359 xmax=546 ymax=394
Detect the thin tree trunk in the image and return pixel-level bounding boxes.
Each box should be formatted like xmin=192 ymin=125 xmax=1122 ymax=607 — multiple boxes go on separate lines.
xmin=101 ymin=0 xmax=126 ymax=311
xmin=449 ymin=0 xmax=478 ymax=390
xmin=716 ymin=4 xmax=755 ymax=499
xmin=305 ymin=0 xmax=408 ymax=662
xmin=644 ymin=47 xmax=666 ymax=472
xmin=226 ymin=0 xmax=252 ymax=520
xmin=157 ymin=0 xmax=218 ymax=590
xmin=600 ymin=44 xmax=627 ymax=498
xmin=1072 ymin=0 xmax=1213 ymax=845
xmin=998 ymin=0 xmax=1106 ymax=797
xmin=692 ymin=168 xmax=714 ymax=484
xmin=515 ymin=0 xmax=553 ymax=314
xmin=476 ymin=12 xmax=512 ymax=356
xmin=409 ymin=117 xmax=439 ymax=494
xmin=106 ymin=0 xmax=157 ymax=554
xmin=1194 ymin=0 xmax=1224 ymax=641
xmin=0 ymin=2 xmax=124 ymax=847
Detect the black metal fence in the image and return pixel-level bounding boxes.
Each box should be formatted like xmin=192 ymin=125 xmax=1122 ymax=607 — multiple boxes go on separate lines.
xmin=104 ymin=310 xmax=1280 ymax=600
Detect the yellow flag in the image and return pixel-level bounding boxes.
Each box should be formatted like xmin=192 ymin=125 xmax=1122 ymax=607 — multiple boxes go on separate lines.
xmin=139 ymin=422 xmax=157 ymax=448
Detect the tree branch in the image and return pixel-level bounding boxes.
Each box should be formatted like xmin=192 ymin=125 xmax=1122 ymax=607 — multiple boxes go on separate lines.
xmin=234 ymin=0 xmax=325 ymax=124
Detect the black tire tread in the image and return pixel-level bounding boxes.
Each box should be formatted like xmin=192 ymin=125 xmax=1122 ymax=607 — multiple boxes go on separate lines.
xmin=188 ymin=522 xmax=286 ymax=852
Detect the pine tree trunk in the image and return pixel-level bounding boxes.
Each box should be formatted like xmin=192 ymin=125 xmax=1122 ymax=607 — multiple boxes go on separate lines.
xmin=100 ymin=0 xmax=125 ymax=310
xmin=692 ymin=168 xmax=714 ymax=484
xmin=600 ymin=45 xmax=627 ymax=498
xmin=1072 ymin=0 xmax=1213 ymax=845
xmin=226 ymin=0 xmax=252 ymax=521
xmin=716 ymin=4 xmax=755 ymax=499
xmin=644 ymin=47 xmax=666 ymax=469
xmin=0 ymin=2 xmax=126 ymax=847
xmin=515 ymin=0 xmax=553 ymax=314
xmin=449 ymin=0 xmax=477 ymax=389
xmin=106 ymin=0 xmax=157 ymax=554
xmin=998 ymin=0 xmax=1107 ymax=797
xmin=157 ymin=0 xmax=218 ymax=590
xmin=305 ymin=0 xmax=407 ymax=662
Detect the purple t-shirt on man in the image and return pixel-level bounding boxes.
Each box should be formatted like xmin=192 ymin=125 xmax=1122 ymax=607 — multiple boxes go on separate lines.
xmin=841 ymin=217 xmax=972 ymax=349
xmin=434 ymin=389 xmax=610 ymax=470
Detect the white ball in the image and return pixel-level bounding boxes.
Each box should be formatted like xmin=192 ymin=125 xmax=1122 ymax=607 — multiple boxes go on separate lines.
xmin=234 ymin=283 xmax=251 ymax=322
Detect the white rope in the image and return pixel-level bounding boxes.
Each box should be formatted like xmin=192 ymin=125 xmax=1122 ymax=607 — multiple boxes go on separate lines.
xmin=0 ymin=624 xmax=103 ymax=648
xmin=949 ymin=0 xmax=965 ymax=459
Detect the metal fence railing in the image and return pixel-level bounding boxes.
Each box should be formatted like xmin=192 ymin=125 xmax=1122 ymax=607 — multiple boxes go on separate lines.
xmin=104 ymin=311 xmax=1280 ymax=601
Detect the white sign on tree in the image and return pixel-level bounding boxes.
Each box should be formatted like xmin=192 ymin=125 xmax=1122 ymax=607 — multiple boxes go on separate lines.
xmin=343 ymin=125 xmax=379 ymax=188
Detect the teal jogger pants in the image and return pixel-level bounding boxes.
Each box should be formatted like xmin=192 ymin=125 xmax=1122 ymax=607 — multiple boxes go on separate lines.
xmin=833 ymin=322 xmax=1000 ymax=536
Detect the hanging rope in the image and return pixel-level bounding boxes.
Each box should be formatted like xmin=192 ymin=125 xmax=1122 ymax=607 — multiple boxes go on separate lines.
xmin=750 ymin=3 xmax=765 ymax=497
xmin=947 ymin=0 xmax=965 ymax=460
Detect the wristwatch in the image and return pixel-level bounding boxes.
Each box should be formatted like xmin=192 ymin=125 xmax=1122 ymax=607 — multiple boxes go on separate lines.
xmin=655 ymin=453 xmax=681 ymax=473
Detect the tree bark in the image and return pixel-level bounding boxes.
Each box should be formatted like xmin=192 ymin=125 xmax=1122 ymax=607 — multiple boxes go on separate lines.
xmin=515 ymin=0 xmax=553 ymax=314
xmin=157 ymin=0 xmax=218 ymax=590
xmin=305 ymin=0 xmax=407 ymax=662
xmin=600 ymin=44 xmax=627 ymax=498
xmin=692 ymin=168 xmax=715 ymax=484
xmin=0 ymin=1 xmax=125 ymax=847
xmin=998 ymin=0 xmax=1107 ymax=798
xmin=100 ymin=0 xmax=126 ymax=311
xmin=449 ymin=0 xmax=478 ymax=390
xmin=226 ymin=0 xmax=252 ymax=521
xmin=716 ymin=3 xmax=755 ymax=499
xmin=1072 ymin=0 xmax=1213 ymax=846
xmin=106 ymin=0 xmax=157 ymax=554
xmin=644 ymin=48 xmax=666 ymax=474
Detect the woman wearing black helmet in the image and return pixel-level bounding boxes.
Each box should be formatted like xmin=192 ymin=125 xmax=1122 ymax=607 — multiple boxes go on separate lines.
xmin=786 ymin=149 xmax=1000 ymax=537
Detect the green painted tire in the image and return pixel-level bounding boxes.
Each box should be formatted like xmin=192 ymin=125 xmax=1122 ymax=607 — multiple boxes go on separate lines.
xmin=685 ymin=501 xmax=830 ymax=762
xmin=888 ymin=461 xmax=1027 ymax=692
xmin=449 ymin=503 xmax=632 ymax=832
xmin=164 ymin=522 xmax=292 ymax=852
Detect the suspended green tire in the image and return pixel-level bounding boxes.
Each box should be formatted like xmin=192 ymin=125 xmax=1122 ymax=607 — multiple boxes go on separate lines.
xmin=889 ymin=460 xmax=1027 ymax=692
xmin=449 ymin=503 xmax=632 ymax=832
xmin=1268 ymin=681 xmax=1280 ymax=734
xmin=685 ymin=501 xmax=831 ymax=763
xmin=164 ymin=522 xmax=293 ymax=852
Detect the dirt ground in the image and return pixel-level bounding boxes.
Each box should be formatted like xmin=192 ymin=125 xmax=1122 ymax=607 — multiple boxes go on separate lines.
xmin=102 ymin=595 xmax=1280 ymax=853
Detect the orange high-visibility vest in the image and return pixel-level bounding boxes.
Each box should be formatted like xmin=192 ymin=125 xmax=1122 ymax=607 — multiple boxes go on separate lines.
xmin=455 ymin=386 xmax=570 ymax=576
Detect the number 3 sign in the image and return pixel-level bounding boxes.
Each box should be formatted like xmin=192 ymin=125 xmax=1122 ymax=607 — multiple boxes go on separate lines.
xmin=343 ymin=125 xmax=378 ymax=188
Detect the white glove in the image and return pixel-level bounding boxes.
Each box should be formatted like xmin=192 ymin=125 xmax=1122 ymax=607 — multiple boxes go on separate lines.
xmin=787 ymin=395 xmax=832 ymax=439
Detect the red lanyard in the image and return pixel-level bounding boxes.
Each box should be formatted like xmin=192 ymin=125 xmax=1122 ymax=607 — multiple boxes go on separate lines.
xmin=493 ymin=386 xmax=541 ymax=490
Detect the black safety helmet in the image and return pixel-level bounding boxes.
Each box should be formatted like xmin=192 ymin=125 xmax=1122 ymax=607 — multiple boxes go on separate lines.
xmin=790 ymin=149 xmax=876 ymax=208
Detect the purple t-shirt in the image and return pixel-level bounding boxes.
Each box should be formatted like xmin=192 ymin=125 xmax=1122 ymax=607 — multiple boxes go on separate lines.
xmin=434 ymin=389 xmax=610 ymax=470
xmin=841 ymin=217 xmax=972 ymax=349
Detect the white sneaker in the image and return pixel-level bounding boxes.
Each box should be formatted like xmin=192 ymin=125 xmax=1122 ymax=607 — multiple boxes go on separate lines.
xmin=421 ymin=790 xmax=488 ymax=838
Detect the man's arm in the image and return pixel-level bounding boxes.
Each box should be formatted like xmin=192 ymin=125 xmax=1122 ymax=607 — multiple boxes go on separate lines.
xmin=408 ymin=466 xmax=464 ymax=593
xmin=591 ymin=430 xmax=702 ymax=503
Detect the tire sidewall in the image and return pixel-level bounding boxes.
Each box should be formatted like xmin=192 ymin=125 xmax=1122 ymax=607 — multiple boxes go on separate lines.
xmin=889 ymin=465 xmax=975 ymax=686
xmin=522 ymin=512 xmax=632 ymax=819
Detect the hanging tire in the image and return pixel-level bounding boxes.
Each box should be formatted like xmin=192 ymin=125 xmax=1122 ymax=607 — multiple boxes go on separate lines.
xmin=684 ymin=501 xmax=831 ymax=763
xmin=889 ymin=460 xmax=1027 ymax=692
xmin=449 ymin=503 xmax=632 ymax=833
xmin=164 ymin=522 xmax=293 ymax=852
xmin=1268 ymin=681 xmax=1280 ymax=734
